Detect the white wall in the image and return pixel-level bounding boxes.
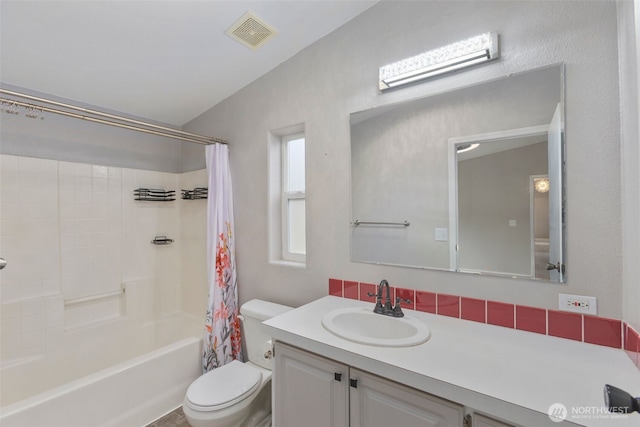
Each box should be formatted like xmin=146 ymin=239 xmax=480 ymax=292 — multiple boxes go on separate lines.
xmin=184 ymin=1 xmax=625 ymax=318
xmin=618 ymin=0 xmax=640 ymax=331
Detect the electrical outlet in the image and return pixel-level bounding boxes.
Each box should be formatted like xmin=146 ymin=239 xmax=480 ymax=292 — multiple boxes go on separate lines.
xmin=559 ymin=293 xmax=597 ymax=315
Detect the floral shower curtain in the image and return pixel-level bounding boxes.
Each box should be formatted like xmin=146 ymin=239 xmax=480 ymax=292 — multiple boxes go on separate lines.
xmin=203 ymin=143 xmax=243 ymax=373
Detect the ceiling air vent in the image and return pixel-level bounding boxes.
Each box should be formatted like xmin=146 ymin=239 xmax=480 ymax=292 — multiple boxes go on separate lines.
xmin=225 ymin=12 xmax=277 ymax=50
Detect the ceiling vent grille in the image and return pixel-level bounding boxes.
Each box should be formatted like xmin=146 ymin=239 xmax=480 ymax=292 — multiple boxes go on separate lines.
xmin=225 ymin=12 xmax=277 ymax=50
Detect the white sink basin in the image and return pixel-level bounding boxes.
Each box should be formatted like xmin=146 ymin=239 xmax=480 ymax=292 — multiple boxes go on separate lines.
xmin=321 ymin=307 xmax=431 ymax=347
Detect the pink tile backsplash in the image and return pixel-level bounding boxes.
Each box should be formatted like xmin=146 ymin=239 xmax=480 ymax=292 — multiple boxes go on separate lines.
xmin=624 ymin=324 xmax=640 ymax=369
xmin=487 ymin=301 xmax=515 ymax=328
xmin=547 ymin=310 xmax=583 ymax=342
xmin=437 ymin=294 xmax=460 ymax=318
xmin=415 ymin=291 xmax=437 ymax=314
xmin=396 ymin=288 xmax=416 ymax=310
xmin=461 ymin=297 xmax=485 ymax=323
xmin=326 ymin=278 xmax=638 ymax=371
xmin=359 ymin=282 xmax=376 ymax=303
xmin=344 ymin=281 xmax=359 ymax=300
xmin=329 ymin=278 xmax=342 ymax=297
xmin=516 ymin=305 xmax=546 ymax=335
xmin=583 ymin=316 xmax=622 ymax=348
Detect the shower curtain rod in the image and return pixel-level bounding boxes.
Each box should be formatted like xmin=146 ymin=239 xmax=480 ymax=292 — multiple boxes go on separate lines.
xmin=0 ymin=88 xmax=227 ymax=145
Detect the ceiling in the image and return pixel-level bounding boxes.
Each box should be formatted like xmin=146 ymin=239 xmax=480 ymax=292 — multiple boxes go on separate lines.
xmin=0 ymin=1 xmax=377 ymax=127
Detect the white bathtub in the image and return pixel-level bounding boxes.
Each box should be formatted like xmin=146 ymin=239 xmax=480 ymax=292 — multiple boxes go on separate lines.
xmin=0 ymin=335 xmax=202 ymax=427
xmin=0 ymin=304 xmax=204 ymax=427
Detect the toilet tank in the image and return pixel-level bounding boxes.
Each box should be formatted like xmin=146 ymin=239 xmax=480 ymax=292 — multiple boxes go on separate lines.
xmin=240 ymin=299 xmax=292 ymax=369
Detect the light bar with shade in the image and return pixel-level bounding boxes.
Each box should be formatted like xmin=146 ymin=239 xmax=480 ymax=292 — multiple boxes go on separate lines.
xmin=379 ymin=32 xmax=499 ymax=91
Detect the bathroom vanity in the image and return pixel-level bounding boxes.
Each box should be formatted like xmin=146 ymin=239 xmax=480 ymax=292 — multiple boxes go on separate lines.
xmin=273 ymin=341 xmax=466 ymax=426
xmin=262 ymin=296 xmax=640 ymax=427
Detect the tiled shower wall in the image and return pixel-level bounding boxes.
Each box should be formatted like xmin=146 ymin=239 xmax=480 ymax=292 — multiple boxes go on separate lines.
xmin=0 ymin=156 xmax=60 ymax=303
xmin=58 ymin=161 xmax=123 ymax=328
xmin=0 ymin=154 xmax=208 ymax=363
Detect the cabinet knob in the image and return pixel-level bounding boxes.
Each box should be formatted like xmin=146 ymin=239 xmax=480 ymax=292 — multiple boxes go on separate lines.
xmin=334 ymin=373 xmax=342 ymax=382
xmin=350 ymin=378 xmax=358 ymax=388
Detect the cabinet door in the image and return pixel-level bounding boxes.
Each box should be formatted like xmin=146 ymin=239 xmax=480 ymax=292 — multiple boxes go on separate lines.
xmin=474 ymin=413 xmax=516 ymax=427
xmin=349 ymin=368 xmax=464 ymax=427
xmin=273 ymin=342 xmax=349 ymax=427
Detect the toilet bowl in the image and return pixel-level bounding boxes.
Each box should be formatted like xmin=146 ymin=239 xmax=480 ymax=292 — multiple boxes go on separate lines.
xmin=183 ymin=361 xmax=271 ymax=427
xmin=183 ymin=300 xmax=292 ymax=427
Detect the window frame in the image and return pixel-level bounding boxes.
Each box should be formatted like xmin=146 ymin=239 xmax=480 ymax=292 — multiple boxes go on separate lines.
xmin=281 ymin=132 xmax=306 ymax=263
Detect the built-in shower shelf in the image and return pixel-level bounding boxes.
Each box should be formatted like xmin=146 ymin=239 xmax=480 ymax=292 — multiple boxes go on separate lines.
xmin=133 ymin=188 xmax=175 ymax=201
xmin=181 ymin=187 xmax=208 ymax=200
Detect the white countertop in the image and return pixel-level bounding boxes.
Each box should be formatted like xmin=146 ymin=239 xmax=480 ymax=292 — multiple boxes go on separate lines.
xmin=262 ymin=296 xmax=640 ymax=427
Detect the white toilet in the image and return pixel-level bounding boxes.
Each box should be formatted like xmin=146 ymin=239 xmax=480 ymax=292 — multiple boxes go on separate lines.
xmin=183 ymin=299 xmax=292 ymax=427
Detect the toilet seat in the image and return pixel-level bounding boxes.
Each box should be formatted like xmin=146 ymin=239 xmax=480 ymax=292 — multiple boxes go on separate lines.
xmin=185 ymin=360 xmax=262 ymax=412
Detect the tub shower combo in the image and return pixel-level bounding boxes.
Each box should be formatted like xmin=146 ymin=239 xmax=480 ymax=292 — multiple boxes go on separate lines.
xmin=0 ymin=89 xmax=230 ymax=427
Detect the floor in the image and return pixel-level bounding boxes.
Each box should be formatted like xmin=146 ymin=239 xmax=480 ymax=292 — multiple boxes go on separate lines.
xmin=146 ymin=407 xmax=190 ymax=427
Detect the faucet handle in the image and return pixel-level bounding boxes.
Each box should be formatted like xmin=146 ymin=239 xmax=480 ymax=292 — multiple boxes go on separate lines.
xmin=392 ymin=297 xmax=411 ymax=317
xmin=396 ymin=297 xmax=411 ymax=305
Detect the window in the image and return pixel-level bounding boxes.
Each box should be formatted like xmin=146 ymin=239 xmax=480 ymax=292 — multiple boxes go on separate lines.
xmin=268 ymin=125 xmax=306 ymax=265
xmin=282 ymin=133 xmax=306 ymax=261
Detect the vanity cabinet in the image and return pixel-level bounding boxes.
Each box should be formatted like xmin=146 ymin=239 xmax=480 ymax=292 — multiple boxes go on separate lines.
xmin=273 ymin=341 xmax=349 ymax=427
xmin=273 ymin=342 xmax=464 ymax=427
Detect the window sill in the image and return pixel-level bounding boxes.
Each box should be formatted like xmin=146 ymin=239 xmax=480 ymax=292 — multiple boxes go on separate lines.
xmin=270 ymin=259 xmax=306 ymax=269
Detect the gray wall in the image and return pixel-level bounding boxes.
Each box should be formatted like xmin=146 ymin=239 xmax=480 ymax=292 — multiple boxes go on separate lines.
xmin=184 ymin=1 xmax=626 ymax=318
xmin=458 ymin=142 xmax=547 ymax=276
xmin=0 ymin=84 xmax=203 ymax=173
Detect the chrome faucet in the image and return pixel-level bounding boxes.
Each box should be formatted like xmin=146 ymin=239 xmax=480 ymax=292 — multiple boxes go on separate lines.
xmin=367 ymin=279 xmax=388 ymax=314
xmin=367 ymin=279 xmax=411 ymax=317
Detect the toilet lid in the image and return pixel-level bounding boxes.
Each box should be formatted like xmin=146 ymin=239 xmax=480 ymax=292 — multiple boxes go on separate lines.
xmin=186 ymin=360 xmax=262 ymax=411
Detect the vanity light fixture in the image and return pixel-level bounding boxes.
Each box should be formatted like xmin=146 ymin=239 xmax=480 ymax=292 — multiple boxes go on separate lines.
xmin=379 ymin=32 xmax=499 ymax=91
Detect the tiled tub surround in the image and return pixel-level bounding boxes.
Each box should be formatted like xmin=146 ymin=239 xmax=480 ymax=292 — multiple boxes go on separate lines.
xmin=329 ymin=278 xmax=640 ymax=370
xmin=1 ymin=155 xmax=209 ymax=415
xmin=0 ymin=279 xmax=202 ymax=406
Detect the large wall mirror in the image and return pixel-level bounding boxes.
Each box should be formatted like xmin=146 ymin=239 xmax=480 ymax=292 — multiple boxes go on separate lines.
xmin=350 ymin=64 xmax=566 ymax=283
